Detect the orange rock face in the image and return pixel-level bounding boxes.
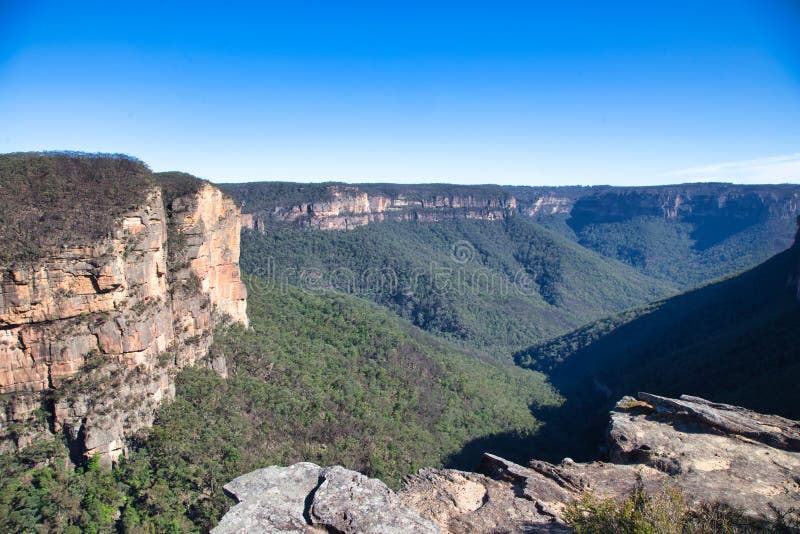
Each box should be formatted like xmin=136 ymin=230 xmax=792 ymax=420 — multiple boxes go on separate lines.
xmin=247 ymin=186 xmax=520 ymax=232
xmin=0 ymin=183 xmax=248 ymax=462
xmin=169 ymin=184 xmax=248 ymax=329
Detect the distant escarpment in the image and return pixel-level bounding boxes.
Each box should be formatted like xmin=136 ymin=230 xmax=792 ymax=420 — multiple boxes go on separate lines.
xmin=225 ymin=183 xmax=518 ymax=231
xmin=226 ymin=181 xmax=800 ymax=289
xmin=214 ymin=394 xmax=800 ymax=533
xmin=0 ymin=153 xmax=247 ymax=463
xmin=223 ymin=181 xmax=800 ymax=238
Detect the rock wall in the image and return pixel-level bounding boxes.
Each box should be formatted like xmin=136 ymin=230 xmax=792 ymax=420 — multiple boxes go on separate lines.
xmin=215 ymin=393 xmax=800 ymax=533
xmin=241 ymin=185 xmax=518 ymax=231
xmin=237 ymin=183 xmax=800 ymax=236
xmin=0 ymin=182 xmax=247 ymax=462
xmin=566 ymin=187 xmax=800 ymax=231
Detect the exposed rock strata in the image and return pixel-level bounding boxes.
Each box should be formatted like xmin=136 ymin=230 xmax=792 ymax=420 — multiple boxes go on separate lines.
xmin=234 ymin=183 xmax=800 ymax=234
xmin=215 ymin=393 xmax=800 ymax=532
xmin=0 ymin=182 xmax=247 ymax=462
xmin=240 ymin=186 xmax=518 ymax=231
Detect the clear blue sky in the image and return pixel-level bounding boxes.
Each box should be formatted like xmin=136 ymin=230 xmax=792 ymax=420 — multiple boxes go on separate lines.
xmin=1 ymin=1 xmax=799 ymax=185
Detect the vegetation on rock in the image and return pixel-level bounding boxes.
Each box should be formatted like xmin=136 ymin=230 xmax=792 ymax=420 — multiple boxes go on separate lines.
xmin=564 ymin=482 xmax=798 ymax=534
xmin=0 ymin=152 xmax=154 ymax=268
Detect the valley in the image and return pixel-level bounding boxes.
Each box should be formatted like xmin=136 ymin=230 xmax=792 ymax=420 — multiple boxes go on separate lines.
xmin=1 ymin=153 xmax=799 ymax=532
xmin=229 ymin=180 xmax=800 ymax=358
xmin=238 ymin=216 xmax=671 ymax=356
xmin=5 ymin=3 xmax=799 ymax=531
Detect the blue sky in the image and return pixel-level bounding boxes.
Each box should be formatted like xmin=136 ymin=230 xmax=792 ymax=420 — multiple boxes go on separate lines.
xmin=1 ymin=1 xmax=799 ymax=185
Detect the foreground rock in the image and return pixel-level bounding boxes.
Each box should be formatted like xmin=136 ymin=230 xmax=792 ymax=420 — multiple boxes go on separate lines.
xmin=215 ymin=393 xmax=800 ymax=532
xmin=212 ymin=463 xmax=440 ymax=533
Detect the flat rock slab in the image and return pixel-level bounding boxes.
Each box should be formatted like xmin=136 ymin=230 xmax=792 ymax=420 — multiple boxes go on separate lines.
xmin=212 ymin=463 xmax=439 ymax=534
xmin=608 ymin=393 xmax=800 ymax=518
xmin=212 ymin=463 xmax=324 ymax=533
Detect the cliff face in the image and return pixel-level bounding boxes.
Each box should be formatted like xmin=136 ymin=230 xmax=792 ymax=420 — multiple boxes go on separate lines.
xmin=214 ymin=393 xmax=800 ymax=533
xmin=0 ymin=177 xmax=247 ymax=463
xmin=565 ymin=187 xmax=800 ymax=250
xmin=239 ymin=185 xmax=517 ymax=231
xmin=230 ymin=183 xmax=800 ymax=243
xmin=568 ymin=187 xmax=800 ymax=223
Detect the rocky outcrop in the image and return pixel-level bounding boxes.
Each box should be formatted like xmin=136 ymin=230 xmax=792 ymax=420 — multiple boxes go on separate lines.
xmin=604 ymin=393 xmax=800 ymax=514
xmin=525 ymin=195 xmax=574 ymax=217
xmin=0 ymin=181 xmax=247 ymax=462
xmin=216 ymin=393 xmax=800 ymax=532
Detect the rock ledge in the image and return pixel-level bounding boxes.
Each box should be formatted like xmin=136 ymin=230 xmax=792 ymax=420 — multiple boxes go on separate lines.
xmin=215 ymin=394 xmax=800 ymax=533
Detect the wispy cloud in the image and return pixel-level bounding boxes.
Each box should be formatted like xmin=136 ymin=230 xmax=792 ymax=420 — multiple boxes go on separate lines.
xmin=663 ymin=153 xmax=800 ymax=184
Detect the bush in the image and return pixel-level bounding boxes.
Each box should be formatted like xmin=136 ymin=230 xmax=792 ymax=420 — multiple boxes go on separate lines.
xmin=0 ymin=152 xmax=154 ymax=268
xmin=563 ymin=481 xmax=791 ymax=534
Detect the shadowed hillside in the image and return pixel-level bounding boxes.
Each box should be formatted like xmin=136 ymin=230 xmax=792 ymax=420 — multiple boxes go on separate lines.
xmin=514 ymin=239 xmax=800 ymax=459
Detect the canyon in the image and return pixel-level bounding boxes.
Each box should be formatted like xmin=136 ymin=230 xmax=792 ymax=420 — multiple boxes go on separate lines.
xmin=2 ymin=153 xmax=799 ymax=532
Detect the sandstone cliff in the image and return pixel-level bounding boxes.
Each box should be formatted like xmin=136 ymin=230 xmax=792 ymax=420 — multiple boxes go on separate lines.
xmin=225 ymin=182 xmax=800 ymax=238
xmin=237 ymin=184 xmax=517 ymax=231
xmin=0 ymin=155 xmax=247 ymax=463
xmin=213 ymin=393 xmax=800 ymax=533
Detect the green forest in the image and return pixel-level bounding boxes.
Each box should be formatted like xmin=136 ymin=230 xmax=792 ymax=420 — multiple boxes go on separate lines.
xmin=0 ymin=275 xmax=560 ymax=533
xmin=240 ymin=216 xmax=672 ymax=357
xmin=567 ymin=214 xmax=797 ymax=288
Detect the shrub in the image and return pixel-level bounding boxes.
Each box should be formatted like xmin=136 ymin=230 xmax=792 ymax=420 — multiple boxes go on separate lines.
xmin=563 ymin=480 xmax=787 ymax=534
